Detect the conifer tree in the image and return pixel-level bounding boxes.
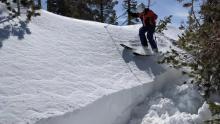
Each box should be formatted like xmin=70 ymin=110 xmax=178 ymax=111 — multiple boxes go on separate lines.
xmin=156 ymin=15 xmax=172 ymax=34
xmin=0 ymin=0 xmax=40 ymax=21
xmin=38 ymin=0 xmax=41 ymax=9
xmin=90 ymin=0 xmax=118 ymax=24
xmin=161 ymin=0 xmax=220 ymax=98
xmin=47 ymin=0 xmax=73 ymax=17
xmin=71 ymin=0 xmax=93 ymax=20
xmin=47 ymin=0 xmax=118 ymax=24
xmin=123 ymin=0 xmax=138 ymax=25
xmin=47 ymin=0 xmax=57 ymax=13
xmin=158 ymin=1 xmax=220 ymax=120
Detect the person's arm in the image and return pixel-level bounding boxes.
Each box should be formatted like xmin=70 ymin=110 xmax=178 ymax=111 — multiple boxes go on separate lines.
xmin=127 ymin=10 xmax=139 ymax=18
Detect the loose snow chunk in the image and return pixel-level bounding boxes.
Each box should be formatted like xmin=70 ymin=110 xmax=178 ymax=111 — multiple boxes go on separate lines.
xmin=129 ymin=84 xmax=212 ymax=124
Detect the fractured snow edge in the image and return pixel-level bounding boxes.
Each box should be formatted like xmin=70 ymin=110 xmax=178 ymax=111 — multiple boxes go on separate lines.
xmin=35 ymin=68 xmax=184 ymax=124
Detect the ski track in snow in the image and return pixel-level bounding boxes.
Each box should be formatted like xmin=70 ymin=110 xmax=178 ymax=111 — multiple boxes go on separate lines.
xmin=0 ymin=9 xmax=211 ymax=124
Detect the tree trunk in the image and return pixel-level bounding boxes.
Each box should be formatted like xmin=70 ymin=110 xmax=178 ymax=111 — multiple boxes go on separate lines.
xmin=100 ymin=0 xmax=104 ymax=23
xmin=17 ymin=0 xmax=20 ymax=15
xmin=128 ymin=0 xmax=131 ymax=25
xmin=38 ymin=0 xmax=42 ymax=9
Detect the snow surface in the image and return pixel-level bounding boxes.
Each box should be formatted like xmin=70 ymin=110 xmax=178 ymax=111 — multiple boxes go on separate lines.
xmin=163 ymin=25 xmax=183 ymax=41
xmin=0 ymin=9 xmax=211 ymax=124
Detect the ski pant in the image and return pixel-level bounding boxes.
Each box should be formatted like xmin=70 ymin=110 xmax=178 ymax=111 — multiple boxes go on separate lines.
xmin=139 ymin=26 xmax=158 ymax=49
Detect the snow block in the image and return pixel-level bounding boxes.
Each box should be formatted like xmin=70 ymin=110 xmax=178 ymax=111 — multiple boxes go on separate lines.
xmin=35 ymin=69 xmax=183 ymax=124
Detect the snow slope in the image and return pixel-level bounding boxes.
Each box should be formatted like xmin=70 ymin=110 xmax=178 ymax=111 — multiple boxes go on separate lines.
xmin=0 ymin=10 xmax=210 ymax=124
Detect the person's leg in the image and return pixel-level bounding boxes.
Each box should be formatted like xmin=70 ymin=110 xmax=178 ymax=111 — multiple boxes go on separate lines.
xmin=147 ymin=26 xmax=158 ymax=50
xmin=139 ymin=27 xmax=148 ymax=47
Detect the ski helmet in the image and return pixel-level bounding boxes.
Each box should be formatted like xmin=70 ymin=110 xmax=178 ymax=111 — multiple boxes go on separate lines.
xmin=136 ymin=3 xmax=145 ymax=13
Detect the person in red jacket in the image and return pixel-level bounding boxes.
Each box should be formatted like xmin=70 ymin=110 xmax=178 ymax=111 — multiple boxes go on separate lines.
xmin=128 ymin=3 xmax=158 ymax=53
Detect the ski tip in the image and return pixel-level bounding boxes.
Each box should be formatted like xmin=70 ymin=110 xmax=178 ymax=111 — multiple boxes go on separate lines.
xmin=120 ymin=44 xmax=133 ymax=50
xmin=120 ymin=44 xmax=126 ymax=47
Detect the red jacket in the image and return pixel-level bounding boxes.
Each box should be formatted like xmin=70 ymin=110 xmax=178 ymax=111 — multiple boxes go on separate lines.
xmin=129 ymin=9 xmax=158 ymax=26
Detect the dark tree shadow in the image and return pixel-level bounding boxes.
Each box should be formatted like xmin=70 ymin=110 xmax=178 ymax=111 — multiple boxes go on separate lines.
xmin=0 ymin=19 xmax=31 ymax=48
xmin=122 ymin=48 xmax=166 ymax=77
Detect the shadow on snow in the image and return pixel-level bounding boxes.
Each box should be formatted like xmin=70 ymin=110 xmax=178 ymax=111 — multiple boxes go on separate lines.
xmin=0 ymin=19 xmax=31 ymax=48
xmin=122 ymin=48 xmax=166 ymax=77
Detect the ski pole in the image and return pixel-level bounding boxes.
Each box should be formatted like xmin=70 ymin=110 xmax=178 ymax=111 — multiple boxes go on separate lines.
xmin=147 ymin=0 xmax=151 ymax=8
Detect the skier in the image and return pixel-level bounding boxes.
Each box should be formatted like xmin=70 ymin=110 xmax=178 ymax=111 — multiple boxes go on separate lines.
xmin=127 ymin=3 xmax=158 ymax=54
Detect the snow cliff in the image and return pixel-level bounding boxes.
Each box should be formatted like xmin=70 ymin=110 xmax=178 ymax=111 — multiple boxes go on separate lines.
xmin=0 ymin=10 xmax=210 ymax=124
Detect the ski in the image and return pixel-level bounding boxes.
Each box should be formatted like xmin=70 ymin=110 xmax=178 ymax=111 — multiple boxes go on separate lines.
xmin=120 ymin=43 xmax=135 ymax=50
